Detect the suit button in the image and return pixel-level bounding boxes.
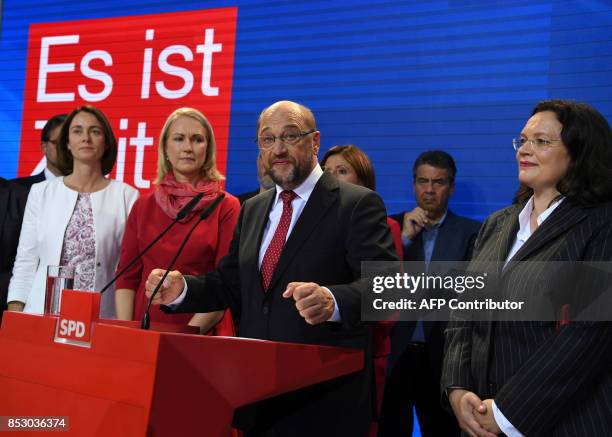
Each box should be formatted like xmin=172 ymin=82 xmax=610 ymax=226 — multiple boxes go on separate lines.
xmin=96 ymin=262 xmax=101 ymax=267
xmin=488 ymin=382 xmax=496 ymax=395
xmin=262 ymin=305 xmax=269 ymax=315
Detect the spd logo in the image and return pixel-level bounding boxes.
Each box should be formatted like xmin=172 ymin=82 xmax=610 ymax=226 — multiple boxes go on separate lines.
xmin=54 ymin=289 xmax=101 ymax=347
xmin=58 ymin=319 xmax=86 ymax=338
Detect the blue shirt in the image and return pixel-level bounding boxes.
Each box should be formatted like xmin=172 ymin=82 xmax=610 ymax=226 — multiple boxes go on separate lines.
xmin=403 ymin=210 xmax=448 ymax=342
xmin=403 ymin=210 xmax=448 ymax=264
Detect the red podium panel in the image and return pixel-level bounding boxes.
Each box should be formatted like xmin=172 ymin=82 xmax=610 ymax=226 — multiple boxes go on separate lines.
xmin=0 ymin=312 xmax=363 ymax=436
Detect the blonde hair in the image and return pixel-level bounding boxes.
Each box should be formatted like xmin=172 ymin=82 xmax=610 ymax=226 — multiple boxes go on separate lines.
xmin=155 ymin=107 xmax=225 ymax=184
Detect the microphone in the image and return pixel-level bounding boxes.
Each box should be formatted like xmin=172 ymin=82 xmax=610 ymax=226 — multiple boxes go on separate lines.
xmin=141 ymin=193 xmax=225 ymax=330
xmin=176 ymin=192 xmax=205 ymax=220
xmin=198 ymin=192 xmax=225 ymax=220
xmin=100 ymin=192 xmax=204 ymax=294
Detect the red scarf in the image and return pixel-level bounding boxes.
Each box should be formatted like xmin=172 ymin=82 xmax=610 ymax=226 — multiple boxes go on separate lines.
xmin=154 ymin=173 xmax=221 ymax=219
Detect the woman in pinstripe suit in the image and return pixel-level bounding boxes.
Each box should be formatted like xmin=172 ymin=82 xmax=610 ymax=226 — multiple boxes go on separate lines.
xmin=442 ymin=100 xmax=612 ymax=437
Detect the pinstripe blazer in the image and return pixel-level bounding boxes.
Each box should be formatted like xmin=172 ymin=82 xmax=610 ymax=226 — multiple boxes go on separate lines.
xmin=442 ymin=199 xmax=612 ymax=436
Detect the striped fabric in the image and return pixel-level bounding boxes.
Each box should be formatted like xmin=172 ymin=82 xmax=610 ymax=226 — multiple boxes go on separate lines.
xmin=442 ymin=199 xmax=612 ymax=436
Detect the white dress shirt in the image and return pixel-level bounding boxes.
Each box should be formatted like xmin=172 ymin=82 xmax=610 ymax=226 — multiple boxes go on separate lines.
xmin=171 ymin=164 xmax=341 ymax=320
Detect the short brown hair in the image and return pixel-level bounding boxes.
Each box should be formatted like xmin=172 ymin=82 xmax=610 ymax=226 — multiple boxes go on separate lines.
xmin=320 ymin=144 xmax=376 ymax=190
xmin=155 ymin=107 xmax=224 ymax=184
xmin=41 ymin=113 xmax=67 ymax=143
xmin=412 ymin=150 xmax=456 ymax=185
xmin=56 ymin=106 xmax=117 ymax=175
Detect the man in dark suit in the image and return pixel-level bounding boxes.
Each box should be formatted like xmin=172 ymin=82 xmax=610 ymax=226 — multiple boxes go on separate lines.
xmin=146 ymin=100 xmax=397 ymax=436
xmin=12 ymin=113 xmax=66 ymax=190
xmin=379 ymin=151 xmax=481 ymax=437
xmin=0 ymin=178 xmax=28 ymax=322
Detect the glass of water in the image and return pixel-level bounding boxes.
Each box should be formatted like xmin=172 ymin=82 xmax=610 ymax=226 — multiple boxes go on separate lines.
xmin=45 ymin=265 xmax=75 ymax=315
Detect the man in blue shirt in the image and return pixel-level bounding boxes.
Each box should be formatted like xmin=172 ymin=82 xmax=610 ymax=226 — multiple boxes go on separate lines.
xmin=380 ymin=150 xmax=481 ymax=437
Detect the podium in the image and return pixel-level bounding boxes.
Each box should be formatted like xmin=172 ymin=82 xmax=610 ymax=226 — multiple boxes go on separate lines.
xmin=0 ymin=311 xmax=363 ymax=436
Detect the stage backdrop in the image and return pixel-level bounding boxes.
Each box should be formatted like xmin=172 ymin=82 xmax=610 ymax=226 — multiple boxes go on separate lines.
xmin=1 ymin=0 xmax=611 ymax=221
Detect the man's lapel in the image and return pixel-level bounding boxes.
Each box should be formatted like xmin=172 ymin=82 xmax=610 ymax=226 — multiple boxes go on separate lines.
xmin=430 ymin=211 xmax=451 ymax=262
xmin=410 ymin=235 xmax=425 ymax=262
xmin=246 ymin=189 xmax=277 ymax=293
xmin=0 ymin=180 xmax=9 ymax=237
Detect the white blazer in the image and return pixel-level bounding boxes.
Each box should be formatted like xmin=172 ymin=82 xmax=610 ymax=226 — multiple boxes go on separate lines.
xmin=7 ymin=177 xmax=139 ymax=318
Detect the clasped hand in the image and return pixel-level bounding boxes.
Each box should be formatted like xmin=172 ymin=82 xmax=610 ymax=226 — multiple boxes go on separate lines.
xmin=145 ymin=269 xmax=184 ymax=304
xmin=448 ymin=389 xmax=501 ymax=437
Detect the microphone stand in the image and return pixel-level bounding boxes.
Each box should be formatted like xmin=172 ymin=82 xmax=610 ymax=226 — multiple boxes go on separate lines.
xmin=99 ymin=192 xmax=204 ymax=294
xmin=141 ymin=193 xmax=225 ymax=330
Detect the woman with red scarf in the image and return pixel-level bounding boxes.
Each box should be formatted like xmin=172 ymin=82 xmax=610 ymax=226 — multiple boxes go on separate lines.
xmin=115 ymin=108 xmax=239 ymax=335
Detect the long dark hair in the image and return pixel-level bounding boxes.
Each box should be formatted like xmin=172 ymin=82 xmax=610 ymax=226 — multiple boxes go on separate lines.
xmin=514 ymin=100 xmax=612 ymax=206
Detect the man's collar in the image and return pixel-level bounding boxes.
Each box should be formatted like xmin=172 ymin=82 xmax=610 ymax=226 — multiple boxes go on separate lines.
xmin=44 ymin=167 xmax=59 ymax=180
xmin=427 ymin=209 xmax=448 ymax=231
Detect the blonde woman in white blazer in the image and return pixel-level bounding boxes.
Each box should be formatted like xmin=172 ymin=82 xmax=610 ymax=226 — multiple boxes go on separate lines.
xmin=7 ymin=106 xmax=138 ymax=318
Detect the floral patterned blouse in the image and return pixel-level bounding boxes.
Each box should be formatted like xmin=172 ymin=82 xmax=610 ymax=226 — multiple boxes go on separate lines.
xmin=60 ymin=193 xmax=96 ymax=291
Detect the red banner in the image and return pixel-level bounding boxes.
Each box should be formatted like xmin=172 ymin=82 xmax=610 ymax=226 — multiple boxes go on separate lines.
xmin=19 ymin=7 xmax=237 ymax=191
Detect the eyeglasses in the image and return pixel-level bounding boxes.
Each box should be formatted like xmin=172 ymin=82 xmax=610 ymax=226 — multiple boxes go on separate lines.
xmin=512 ymin=137 xmax=563 ymax=151
xmin=256 ymin=130 xmax=315 ymax=149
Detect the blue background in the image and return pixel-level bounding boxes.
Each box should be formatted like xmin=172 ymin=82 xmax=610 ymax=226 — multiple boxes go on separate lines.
xmin=1 ymin=0 xmax=611 ymax=223
xmin=1 ymin=2 xmax=610 ymax=434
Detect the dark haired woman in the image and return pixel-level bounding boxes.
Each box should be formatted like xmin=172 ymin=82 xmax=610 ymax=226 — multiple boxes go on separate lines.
xmin=443 ymin=100 xmax=612 ymax=436
xmin=7 ymin=106 xmax=138 ymax=318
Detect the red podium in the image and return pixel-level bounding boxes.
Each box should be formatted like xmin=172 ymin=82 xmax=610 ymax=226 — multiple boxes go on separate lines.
xmin=0 ymin=311 xmax=363 ymax=436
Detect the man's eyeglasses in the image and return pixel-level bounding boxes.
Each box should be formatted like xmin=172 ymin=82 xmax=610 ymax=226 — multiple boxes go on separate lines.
xmin=256 ymin=130 xmax=315 ymax=149
xmin=512 ymin=137 xmax=563 ymax=151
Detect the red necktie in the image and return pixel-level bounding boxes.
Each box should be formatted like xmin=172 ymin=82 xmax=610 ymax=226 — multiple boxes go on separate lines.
xmin=261 ymin=190 xmax=297 ymax=291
